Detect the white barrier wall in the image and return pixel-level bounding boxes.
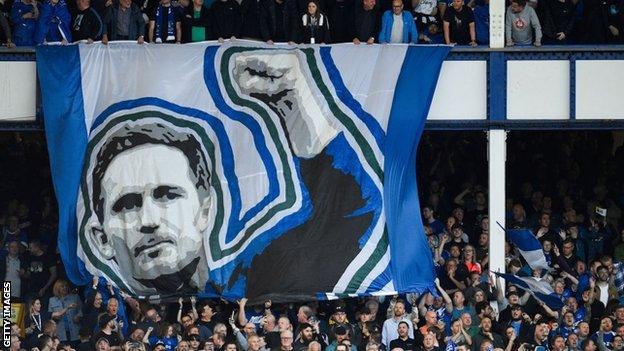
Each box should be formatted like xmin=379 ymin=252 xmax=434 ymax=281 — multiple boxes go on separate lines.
xmin=576 ymin=60 xmax=624 ymax=120
xmin=429 ymin=61 xmax=488 ymax=120
xmin=0 ymin=62 xmax=37 ymax=122
xmin=1 ymin=57 xmax=623 ymax=123
xmin=427 ymin=58 xmax=624 ymax=121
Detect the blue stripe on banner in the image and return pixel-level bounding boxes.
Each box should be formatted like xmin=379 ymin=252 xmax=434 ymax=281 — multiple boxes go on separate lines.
xmin=203 ymin=46 xmax=281 ymax=244
xmin=384 ymin=45 xmax=451 ymax=293
xmin=318 ymin=47 xmax=386 ymax=150
xmin=36 ymin=45 xmax=91 ymax=285
xmin=507 ymin=229 xmax=543 ymax=252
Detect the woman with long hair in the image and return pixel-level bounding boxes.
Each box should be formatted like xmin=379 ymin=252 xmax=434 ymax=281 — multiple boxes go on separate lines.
xmin=48 ymin=279 xmax=82 ymax=346
xmin=462 ymin=245 xmax=482 ymax=275
xmin=24 ymin=298 xmax=52 ymax=349
xmin=299 ymin=0 xmax=330 ymax=43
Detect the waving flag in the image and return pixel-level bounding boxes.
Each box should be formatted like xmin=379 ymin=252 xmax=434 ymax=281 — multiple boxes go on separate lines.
xmin=37 ymin=41 xmax=450 ymax=302
xmin=494 ymin=272 xmax=564 ymax=310
xmin=505 ymin=228 xmax=549 ymax=271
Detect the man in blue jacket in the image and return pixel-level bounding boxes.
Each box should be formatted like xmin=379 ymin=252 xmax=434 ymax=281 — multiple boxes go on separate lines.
xmin=379 ymin=0 xmax=418 ymax=43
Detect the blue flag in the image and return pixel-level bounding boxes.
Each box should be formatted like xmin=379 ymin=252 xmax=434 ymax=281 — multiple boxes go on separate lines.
xmin=494 ymin=272 xmax=564 ymax=310
xmin=506 ymin=228 xmax=549 ymax=271
xmin=37 ymin=42 xmax=450 ymax=301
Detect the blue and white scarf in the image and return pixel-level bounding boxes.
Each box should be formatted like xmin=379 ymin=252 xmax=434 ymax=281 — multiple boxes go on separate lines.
xmin=154 ymin=4 xmax=175 ymax=42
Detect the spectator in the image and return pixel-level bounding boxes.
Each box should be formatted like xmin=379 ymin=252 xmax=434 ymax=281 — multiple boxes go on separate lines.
xmin=423 ymin=206 xmax=445 ymax=236
xmin=92 ymin=314 xmax=123 ymax=349
xmin=35 ymin=0 xmax=72 ymax=44
xmin=352 ymin=0 xmax=379 ymax=44
xmin=411 ymin=0 xmax=439 ymax=43
xmin=539 ymin=0 xmax=575 ymax=44
xmin=149 ymin=0 xmax=182 ymax=43
xmin=259 ymin=0 xmax=298 ymax=43
xmin=273 ymin=330 xmax=296 ymax=351
xmin=378 ymin=0 xmax=418 ymax=43
xmin=389 ymin=321 xmax=415 ymax=351
xmin=210 ymin=0 xmax=242 ymax=41
xmin=1 ymin=215 xmax=28 ymax=250
xmin=10 ymin=0 xmax=37 ymax=46
xmin=181 ymin=0 xmax=210 ymax=42
xmin=421 ymin=332 xmax=442 ymax=351
xmin=24 ymin=298 xmax=52 ymax=348
xmin=240 ymin=0 xmax=262 ymax=39
xmin=299 ymin=0 xmax=331 ymax=43
xmin=1 ymin=240 xmax=25 ymax=299
xmin=23 ymin=240 xmax=57 ymax=301
xmin=471 ymin=316 xmax=504 ymax=351
xmin=326 ymin=0 xmax=354 ymax=43
xmin=326 ymin=326 xmax=357 ymax=351
xmin=505 ymin=0 xmax=542 ymax=46
xmin=442 ymin=0 xmax=477 ymax=45
xmin=382 ymin=299 xmax=414 ymax=347
xmin=48 ymin=279 xmax=82 ymax=345
xmin=462 ymin=245 xmax=482 ymax=275
xmin=71 ymin=0 xmax=103 ymax=41
xmin=101 ymin=0 xmax=146 ymax=43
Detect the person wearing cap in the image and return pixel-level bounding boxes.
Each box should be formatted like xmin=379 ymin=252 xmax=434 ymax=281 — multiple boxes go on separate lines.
xmin=96 ymin=337 xmax=112 ymax=351
xmin=326 ymin=326 xmax=357 ymax=351
xmin=153 ymin=341 xmax=167 ymax=351
xmin=330 ymin=306 xmax=355 ymax=341
xmin=382 ymin=299 xmax=414 ymax=348
xmin=91 ymin=314 xmax=122 ymax=350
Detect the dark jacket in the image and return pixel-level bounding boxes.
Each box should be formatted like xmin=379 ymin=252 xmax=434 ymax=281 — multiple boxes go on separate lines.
xmin=210 ymin=0 xmax=242 ymax=38
xmin=353 ymin=1 xmax=379 ymax=41
xmin=299 ymin=12 xmax=331 ymax=43
xmin=182 ymin=4 xmax=211 ymax=42
xmin=326 ymin=0 xmax=354 ymax=42
xmin=259 ymin=0 xmax=298 ymax=41
xmin=539 ymin=0 xmax=575 ymax=40
xmin=103 ymin=1 xmax=145 ymax=40
xmin=71 ymin=6 xmax=104 ymax=40
xmin=582 ymin=0 xmax=610 ymax=43
xmin=240 ymin=0 xmax=262 ymax=39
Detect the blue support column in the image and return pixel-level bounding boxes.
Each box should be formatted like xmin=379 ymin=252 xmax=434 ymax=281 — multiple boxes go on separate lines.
xmin=488 ymin=52 xmax=506 ymax=123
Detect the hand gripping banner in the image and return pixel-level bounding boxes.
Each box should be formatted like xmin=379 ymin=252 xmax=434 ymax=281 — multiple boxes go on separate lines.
xmin=37 ymin=42 xmax=450 ymax=302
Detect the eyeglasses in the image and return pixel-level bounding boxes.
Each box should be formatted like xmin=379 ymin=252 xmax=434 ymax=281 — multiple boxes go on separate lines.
xmin=392 ymin=5 xmax=402 ymax=7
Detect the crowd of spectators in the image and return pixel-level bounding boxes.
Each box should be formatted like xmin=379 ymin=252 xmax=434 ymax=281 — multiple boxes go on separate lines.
xmin=2 ymin=128 xmax=624 ymax=351
xmin=0 ymin=0 xmax=622 ymax=48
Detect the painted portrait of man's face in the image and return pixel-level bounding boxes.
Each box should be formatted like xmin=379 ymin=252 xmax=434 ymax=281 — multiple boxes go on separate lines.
xmin=100 ymin=144 xmax=206 ymax=280
xmin=81 ymin=119 xmax=211 ymax=295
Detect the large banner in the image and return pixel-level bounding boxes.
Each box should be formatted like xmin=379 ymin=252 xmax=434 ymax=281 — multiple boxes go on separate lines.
xmin=37 ymin=42 xmax=450 ymax=302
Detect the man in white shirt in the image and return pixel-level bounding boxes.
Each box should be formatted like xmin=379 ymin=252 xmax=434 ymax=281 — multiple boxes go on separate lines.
xmin=382 ymin=299 xmax=414 ymax=347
